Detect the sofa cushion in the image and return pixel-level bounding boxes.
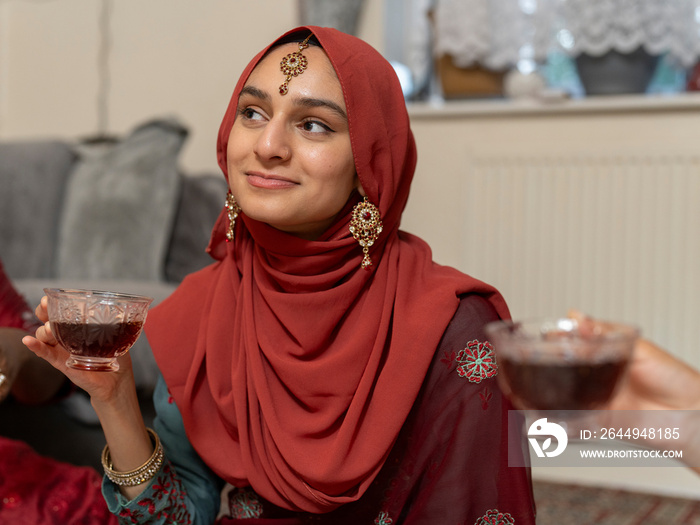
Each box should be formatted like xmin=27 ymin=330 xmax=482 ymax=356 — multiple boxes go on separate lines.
xmin=164 ymin=173 xmax=228 ymax=282
xmin=56 ymin=118 xmax=187 ymax=281
xmin=0 ymin=141 xmax=76 ymax=280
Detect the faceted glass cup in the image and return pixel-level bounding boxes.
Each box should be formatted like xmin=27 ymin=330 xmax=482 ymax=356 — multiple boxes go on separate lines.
xmin=44 ymin=288 xmax=153 ymax=372
xmin=485 ymin=317 xmax=639 ymax=412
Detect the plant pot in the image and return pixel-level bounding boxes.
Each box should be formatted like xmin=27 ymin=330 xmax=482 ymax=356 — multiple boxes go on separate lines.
xmin=575 ymin=47 xmax=659 ymax=95
xmin=437 ymin=55 xmax=505 ymax=99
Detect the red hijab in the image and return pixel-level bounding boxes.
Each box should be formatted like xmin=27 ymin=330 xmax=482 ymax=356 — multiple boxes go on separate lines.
xmin=147 ymin=26 xmax=509 ymax=513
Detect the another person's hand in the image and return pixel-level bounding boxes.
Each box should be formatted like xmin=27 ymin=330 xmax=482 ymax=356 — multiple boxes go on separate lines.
xmin=609 ymin=337 xmax=700 ymax=412
xmin=568 ymin=310 xmax=700 ymax=412
xmin=612 ymin=337 xmax=700 ymax=474
xmin=22 ymin=296 xmax=138 ymax=406
xmin=0 ymin=327 xmax=26 ymax=403
xmin=569 ymin=310 xmax=700 ymax=474
xmin=0 ymin=325 xmax=66 ymax=405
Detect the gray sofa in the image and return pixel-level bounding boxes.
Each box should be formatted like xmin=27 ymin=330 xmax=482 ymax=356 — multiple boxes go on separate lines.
xmin=0 ymin=117 xmax=227 ymax=469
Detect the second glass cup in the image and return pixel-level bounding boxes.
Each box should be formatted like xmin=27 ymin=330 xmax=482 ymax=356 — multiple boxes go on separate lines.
xmin=485 ymin=317 xmax=639 ymax=412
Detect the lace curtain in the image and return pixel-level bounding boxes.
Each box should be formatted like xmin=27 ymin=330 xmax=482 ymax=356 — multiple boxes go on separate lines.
xmin=432 ymin=0 xmax=700 ymax=70
xmin=433 ymin=0 xmax=559 ymax=70
xmin=562 ymin=0 xmax=700 ymax=67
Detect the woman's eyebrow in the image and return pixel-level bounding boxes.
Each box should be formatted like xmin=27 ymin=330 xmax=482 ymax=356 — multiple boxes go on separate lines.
xmin=239 ymin=85 xmax=270 ymax=102
xmin=292 ymin=96 xmax=347 ymax=121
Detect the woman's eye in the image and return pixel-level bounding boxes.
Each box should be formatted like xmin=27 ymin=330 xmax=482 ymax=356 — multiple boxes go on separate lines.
xmin=240 ymin=107 xmax=264 ymax=121
xmin=302 ymin=120 xmax=333 ymax=134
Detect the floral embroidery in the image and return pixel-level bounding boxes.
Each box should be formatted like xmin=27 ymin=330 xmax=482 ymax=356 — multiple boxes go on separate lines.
xmin=137 ymin=497 xmax=157 ymax=517
xmin=475 ymin=509 xmax=515 ymax=525
xmin=228 ymin=487 xmax=263 ymax=519
xmin=117 ymin=509 xmax=141 ymax=524
xmin=117 ymin=464 xmax=191 ymax=525
xmin=479 ymin=387 xmax=493 ymax=410
xmin=151 ymin=477 xmax=173 ymax=502
xmin=441 ymin=350 xmax=456 ymax=369
xmin=374 ymin=511 xmax=393 ymax=524
xmin=455 ymin=340 xmax=498 ymax=383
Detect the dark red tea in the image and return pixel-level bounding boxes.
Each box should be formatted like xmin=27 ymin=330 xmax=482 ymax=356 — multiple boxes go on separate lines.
xmin=498 ymin=357 xmax=629 ymax=411
xmin=52 ymin=321 xmax=143 ymax=358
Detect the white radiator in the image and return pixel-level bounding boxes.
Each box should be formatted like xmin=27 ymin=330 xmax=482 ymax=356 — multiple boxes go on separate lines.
xmin=460 ymin=154 xmax=700 ymax=368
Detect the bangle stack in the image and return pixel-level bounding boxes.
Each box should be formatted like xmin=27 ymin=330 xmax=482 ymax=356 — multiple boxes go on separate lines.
xmin=101 ymin=428 xmax=164 ymax=486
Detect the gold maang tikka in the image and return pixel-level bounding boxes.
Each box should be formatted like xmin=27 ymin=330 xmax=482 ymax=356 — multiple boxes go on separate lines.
xmin=349 ymin=197 xmax=383 ymax=270
xmin=279 ymin=34 xmax=313 ymax=95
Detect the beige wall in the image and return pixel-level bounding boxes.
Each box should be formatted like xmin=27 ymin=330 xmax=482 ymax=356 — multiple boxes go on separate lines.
xmin=0 ymin=0 xmax=384 ymax=173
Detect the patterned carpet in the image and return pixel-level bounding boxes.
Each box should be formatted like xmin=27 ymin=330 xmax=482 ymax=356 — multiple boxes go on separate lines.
xmin=533 ymin=481 xmax=700 ymax=524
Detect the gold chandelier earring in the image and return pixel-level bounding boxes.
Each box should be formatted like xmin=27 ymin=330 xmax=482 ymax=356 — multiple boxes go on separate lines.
xmin=349 ymin=197 xmax=383 ymax=270
xmin=225 ymin=192 xmax=241 ymax=242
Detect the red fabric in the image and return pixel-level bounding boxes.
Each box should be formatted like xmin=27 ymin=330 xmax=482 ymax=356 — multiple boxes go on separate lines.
xmin=0 ymin=436 xmax=116 ymax=525
xmin=147 ymin=26 xmax=510 ymax=513
xmin=214 ymin=297 xmax=536 ymax=524
xmin=0 ymin=260 xmax=41 ymax=333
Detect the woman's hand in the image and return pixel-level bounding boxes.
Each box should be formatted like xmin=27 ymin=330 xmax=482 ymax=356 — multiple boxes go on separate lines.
xmin=22 ymin=296 xmax=138 ymax=407
xmin=24 ymin=296 xmax=155 ymax=498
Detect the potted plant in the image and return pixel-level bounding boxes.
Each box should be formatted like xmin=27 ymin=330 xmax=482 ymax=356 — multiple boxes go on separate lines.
xmin=559 ymin=0 xmax=700 ymax=95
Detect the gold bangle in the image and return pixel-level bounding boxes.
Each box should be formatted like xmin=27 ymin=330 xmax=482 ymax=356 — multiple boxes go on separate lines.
xmin=101 ymin=428 xmax=164 ymax=487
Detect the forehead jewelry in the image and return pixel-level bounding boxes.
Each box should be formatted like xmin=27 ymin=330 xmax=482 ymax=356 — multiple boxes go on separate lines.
xmin=279 ymin=34 xmax=313 ymax=95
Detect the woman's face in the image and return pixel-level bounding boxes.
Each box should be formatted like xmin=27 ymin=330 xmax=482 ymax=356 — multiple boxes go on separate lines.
xmin=227 ymin=42 xmax=360 ymax=240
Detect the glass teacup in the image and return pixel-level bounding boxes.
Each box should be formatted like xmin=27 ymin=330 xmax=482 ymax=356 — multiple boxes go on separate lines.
xmin=44 ymin=288 xmax=153 ymax=372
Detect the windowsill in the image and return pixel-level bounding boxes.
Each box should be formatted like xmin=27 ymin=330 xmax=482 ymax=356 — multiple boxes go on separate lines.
xmin=407 ymin=91 xmax=700 ymax=119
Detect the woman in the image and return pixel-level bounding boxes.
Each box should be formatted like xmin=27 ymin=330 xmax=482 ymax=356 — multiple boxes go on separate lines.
xmin=24 ymin=27 xmax=536 ymax=524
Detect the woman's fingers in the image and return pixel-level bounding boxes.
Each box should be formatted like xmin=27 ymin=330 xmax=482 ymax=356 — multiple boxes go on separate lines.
xmin=34 ymin=296 xmax=49 ymax=323
xmin=22 ymin=334 xmax=70 ymax=373
xmin=35 ymin=321 xmax=58 ymax=346
xmin=21 ymin=321 xmax=62 ymax=370
xmin=42 ymin=321 xmax=57 ymax=346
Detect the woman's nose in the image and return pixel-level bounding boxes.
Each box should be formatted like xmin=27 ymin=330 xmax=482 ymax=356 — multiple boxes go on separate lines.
xmin=254 ymin=119 xmax=290 ymax=161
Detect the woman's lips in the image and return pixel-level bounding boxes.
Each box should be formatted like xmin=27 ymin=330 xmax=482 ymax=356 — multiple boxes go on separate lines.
xmin=246 ymin=172 xmax=297 ymax=189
